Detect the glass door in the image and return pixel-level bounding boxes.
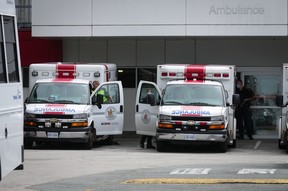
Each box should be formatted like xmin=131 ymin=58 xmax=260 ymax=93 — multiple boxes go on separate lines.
xmin=238 ymin=67 xmax=281 ymax=139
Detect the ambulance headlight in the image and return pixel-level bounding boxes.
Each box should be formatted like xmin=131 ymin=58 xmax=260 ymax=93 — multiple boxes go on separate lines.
xmin=159 ymin=114 xmax=172 ymax=121
xmin=211 ymin=115 xmax=224 ymax=121
xmin=25 ymin=113 xmax=36 ymax=120
xmin=73 ymin=113 xmax=88 ymax=119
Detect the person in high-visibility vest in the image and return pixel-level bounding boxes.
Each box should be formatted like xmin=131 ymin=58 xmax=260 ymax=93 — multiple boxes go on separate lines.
xmin=92 ymin=80 xmax=113 ymax=103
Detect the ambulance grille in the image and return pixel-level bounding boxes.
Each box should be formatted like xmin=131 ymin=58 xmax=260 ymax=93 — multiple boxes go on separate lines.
xmin=35 ymin=114 xmax=73 ymax=119
xmin=172 ymin=116 xmax=211 ymax=121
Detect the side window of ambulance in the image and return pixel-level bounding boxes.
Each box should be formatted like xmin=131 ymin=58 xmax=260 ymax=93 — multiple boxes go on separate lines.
xmin=139 ymin=84 xmax=160 ymax=104
xmin=99 ymin=83 xmax=120 ymax=104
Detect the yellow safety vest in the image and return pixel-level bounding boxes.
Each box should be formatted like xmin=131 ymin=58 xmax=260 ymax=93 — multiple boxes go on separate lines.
xmin=97 ymin=89 xmax=107 ymax=103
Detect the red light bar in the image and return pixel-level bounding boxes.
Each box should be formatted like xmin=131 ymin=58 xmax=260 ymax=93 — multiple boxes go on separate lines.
xmin=169 ymin=72 xmax=176 ymax=76
xmin=184 ymin=65 xmax=206 ymax=80
xmin=223 ymin=73 xmax=229 ymax=77
xmin=162 ymin=72 xmax=168 ymax=76
xmin=214 ymin=73 xmax=221 ymax=77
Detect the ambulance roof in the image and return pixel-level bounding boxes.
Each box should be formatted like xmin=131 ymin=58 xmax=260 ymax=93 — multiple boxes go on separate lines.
xmin=166 ymin=80 xmax=223 ymax=86
xmin=35 ymin=78 xmax=90 ymax=84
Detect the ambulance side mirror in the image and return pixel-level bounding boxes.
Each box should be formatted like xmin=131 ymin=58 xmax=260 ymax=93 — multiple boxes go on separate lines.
xmin=232 ymin=94 xmax=240 ymax=105
xmin=92 ymin=94 xmax=103 ymax=109
xmin=276 ymin=95 xmax=284 ymax=107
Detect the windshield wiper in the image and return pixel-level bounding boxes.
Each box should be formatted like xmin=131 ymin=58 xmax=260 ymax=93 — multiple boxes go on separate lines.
xmin=163 ymin=101 xmax=185 ymax=105
xmin=188 ymin=102 xmax=217 ymax=106
xmin=30 ymin=99 xmax=50 ymax=103
xmin=53 ymin=100 xmax=76 ymax=104
xmin=189 ymin=102 xmax=220 ymax=106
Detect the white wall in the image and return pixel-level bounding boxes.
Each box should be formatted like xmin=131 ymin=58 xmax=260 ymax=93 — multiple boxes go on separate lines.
xmin=32 ymin=0 xmax=288 ymax=37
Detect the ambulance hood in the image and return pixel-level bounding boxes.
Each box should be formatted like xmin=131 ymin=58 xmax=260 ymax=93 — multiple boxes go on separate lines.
xmin=160 ymin=105 xmax=226 ymax=117
xmin=25 ymin=103 xmax=90 ymax=115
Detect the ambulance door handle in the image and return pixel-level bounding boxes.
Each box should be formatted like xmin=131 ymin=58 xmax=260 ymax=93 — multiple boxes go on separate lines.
xmin=5 ymin=127 xmax=8 ymax=139
xmin=136 ymin=105 xmax=139 ymax=112
xmin=120 ymin=105 xmax=123 ymax=113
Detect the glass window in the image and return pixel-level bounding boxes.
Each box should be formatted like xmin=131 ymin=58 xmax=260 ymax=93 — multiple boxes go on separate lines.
xmin=137 ymin=68 xmax=156 ymax=84
xmin=245 ymin=75 xmax=281 ymax=106
xmin=28 ymin=82 xmax=90 ymax=104
xmin=139 ymin=83 xmax=160 ymax=105
xmin=162 ymin=84 xmax=224 ymax=106
xmin=97 ymin=83 xmax=120 ymax=104
xmin=0 ymin=16 xmax=7 ymax=83
xmin=4 ymin=16 xmax=19 ymax=83
xmin=117 ymin=68 xmax=135 ymax=88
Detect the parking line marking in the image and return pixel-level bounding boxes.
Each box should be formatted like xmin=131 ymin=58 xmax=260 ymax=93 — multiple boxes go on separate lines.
xmin=123 ymin=178 xmax=288 ymax=184
xmin=237 ymin=169 xmax=276 ymax=175
xmin=253 ymin=141 xmax=261 ymax=150
xmin=170 ymin=168 xmax=211 ymax=175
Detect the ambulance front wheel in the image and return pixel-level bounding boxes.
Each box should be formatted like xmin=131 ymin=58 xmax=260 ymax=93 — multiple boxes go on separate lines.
xmin=156 ymin=141 xmax=167 ymax=152
xmin=217 ymin=141 xmax=227 ymax=153
xmin=84 ymin=133 xmax=93 ymax=150
xmin=24 ymin=140 xmax=33 ymax=149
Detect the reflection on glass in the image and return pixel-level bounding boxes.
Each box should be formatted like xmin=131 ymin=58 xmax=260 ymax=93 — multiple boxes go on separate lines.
xmin=245 ymin=75 xmax=281 ymax=106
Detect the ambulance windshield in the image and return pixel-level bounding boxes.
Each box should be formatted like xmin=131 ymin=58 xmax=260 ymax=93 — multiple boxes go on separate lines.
xmin=162 ymin=84 xmax=224 ymax=106
xmin=28 ymin=82 xmax=90 ymax=105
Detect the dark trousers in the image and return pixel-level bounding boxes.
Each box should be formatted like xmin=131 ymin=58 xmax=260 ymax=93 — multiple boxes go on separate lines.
xmin=236 ymin=108 xmax=253 ymax=138
xmin=140 ymin=135 xmax=153 ymax=146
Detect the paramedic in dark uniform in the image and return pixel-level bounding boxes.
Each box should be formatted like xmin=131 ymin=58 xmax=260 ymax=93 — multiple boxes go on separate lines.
xmin=236 ymin=79 xmax=255 ymax=140
xmin=139 ymin=89 xmax=155 ymax=149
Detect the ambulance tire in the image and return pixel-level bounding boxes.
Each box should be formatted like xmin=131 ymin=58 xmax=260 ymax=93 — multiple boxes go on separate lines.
xmin=218 ymin=142 xmax=227 ymax=153
xmin=24 ymin=140 xmax=33 ymax=149
xmin=84 ymin=133 xmax=93 ymax=150
xmin=156 ymin=141 xmax=167 ymax=152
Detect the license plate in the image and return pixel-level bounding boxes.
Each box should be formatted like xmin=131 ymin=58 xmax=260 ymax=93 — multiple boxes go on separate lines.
xmin=47 ymin=132 xmax=59 ymax=138
xmin=185 ymin=134 xmax=196 ymax=141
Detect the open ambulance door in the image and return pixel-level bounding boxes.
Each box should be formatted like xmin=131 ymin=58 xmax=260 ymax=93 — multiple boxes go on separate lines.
xmin=135 ymin=80 xmax=161 ymax=136
xmin=91 ymin=81 xmax=124 ymax=135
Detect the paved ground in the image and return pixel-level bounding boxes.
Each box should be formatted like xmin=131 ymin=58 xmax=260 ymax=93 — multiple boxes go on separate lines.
xmin=1 ymin=135 xmax=288 ymax=191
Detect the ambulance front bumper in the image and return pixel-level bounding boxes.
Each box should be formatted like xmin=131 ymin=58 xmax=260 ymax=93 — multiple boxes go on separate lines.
xmin=156 ymin=132 xmax=227 ymax=142
xmin=24 ymin=128 xmax=90 ymax=143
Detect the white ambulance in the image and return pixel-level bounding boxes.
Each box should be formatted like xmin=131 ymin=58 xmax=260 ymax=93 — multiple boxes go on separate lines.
xmin=0 ymin=0 xmax=24 ymax=180
xmin=276 ymin=63 xmax=288 ymax=153
xmin=135 ymin=64 xmax=239 ymax=152
xmin=24 ymin=62 xmax=124 ymax=149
